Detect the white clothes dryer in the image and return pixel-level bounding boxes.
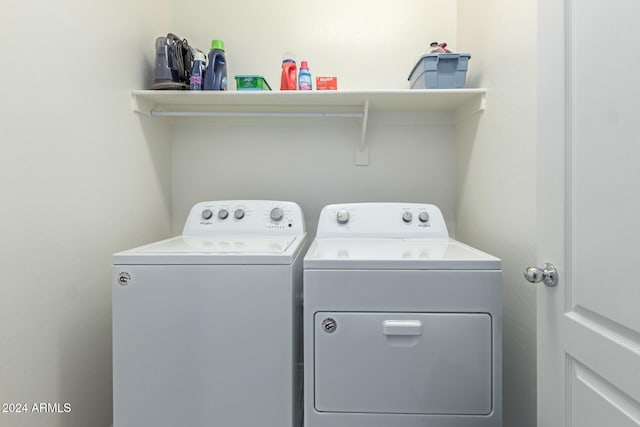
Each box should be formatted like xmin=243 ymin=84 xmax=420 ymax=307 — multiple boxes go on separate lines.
xmin=303 ymin=203 xmax=502 ymax=427
xmin=112 ymin=200 xmax=306 ymax=427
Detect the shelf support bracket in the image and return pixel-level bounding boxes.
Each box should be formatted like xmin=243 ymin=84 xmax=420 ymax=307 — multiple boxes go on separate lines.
xmin=132 ymin=93 xmax=153 ymax=115
xmin=454 ymin=91 xmax=486 ymax=124
xmin=355 ymin=99 xmax=370 ymax=166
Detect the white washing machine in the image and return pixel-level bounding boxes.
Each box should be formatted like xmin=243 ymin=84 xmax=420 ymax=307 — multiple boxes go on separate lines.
xmin=112 ymin=200 xmax=306 ymax=427
xmin=303 ymin=203 xmax=502 ymax=427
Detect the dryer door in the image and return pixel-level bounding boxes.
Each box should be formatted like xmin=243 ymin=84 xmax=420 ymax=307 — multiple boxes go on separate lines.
xmin=313 ymin=312 xmax=493 ymax=415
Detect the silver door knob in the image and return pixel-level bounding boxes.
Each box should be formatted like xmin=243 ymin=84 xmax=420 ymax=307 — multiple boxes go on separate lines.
xmin=524 ymin=263 xmax=558 ymax=287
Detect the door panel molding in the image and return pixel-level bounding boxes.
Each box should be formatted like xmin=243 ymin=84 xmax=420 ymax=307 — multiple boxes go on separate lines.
xmin=564 ymin=310 xmax=640 ymax=403
xmin=572 ymin=360 xmax=640 ymax=426
xmin=564 ymin=0 xmax=574 ymax=313
xmin=568 ymin=306 xmax=640 ymax=354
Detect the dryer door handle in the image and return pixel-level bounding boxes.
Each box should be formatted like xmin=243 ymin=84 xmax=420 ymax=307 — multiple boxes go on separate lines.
xmin=383 ymin=320 xmax=423 ymax=336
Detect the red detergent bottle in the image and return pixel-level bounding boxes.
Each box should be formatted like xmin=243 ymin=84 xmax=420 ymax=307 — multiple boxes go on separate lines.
xmin=280 ymin=59 xmax=297 ymax=90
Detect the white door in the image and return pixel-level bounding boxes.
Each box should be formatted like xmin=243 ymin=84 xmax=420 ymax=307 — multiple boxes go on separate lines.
xmin=537 ymin=0 xmax=640 ymax=425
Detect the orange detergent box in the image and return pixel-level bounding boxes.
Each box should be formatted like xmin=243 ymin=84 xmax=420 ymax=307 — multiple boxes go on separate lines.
xmin=316 ymin=76 xmax=338 ymax=90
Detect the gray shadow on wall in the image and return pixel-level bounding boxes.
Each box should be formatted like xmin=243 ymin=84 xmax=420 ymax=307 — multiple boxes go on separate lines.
xmin=58 ymin=302 xmax=113 ymax=427
xmin=454 ymin=110 xmax=482 ymax=210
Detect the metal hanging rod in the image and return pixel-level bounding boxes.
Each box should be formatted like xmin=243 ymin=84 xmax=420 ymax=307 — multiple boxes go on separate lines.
xmin=150 ymin=110 xmax=365 ymax=118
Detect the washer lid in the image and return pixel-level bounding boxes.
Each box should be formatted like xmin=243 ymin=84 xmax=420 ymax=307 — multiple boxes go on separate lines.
xmin=113 ymin=234 xmax=306 ymax=265
xmin=303 ymin=238 xmax=500 ymax=270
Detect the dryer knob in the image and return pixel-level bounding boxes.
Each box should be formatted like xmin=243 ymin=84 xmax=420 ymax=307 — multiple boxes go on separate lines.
xmin=270 ymin=207 xmax=284 ymax=222
xmin=419 ymin=212 xmax=430 ymax=223
xmin=202 ymin=209 xmax=213 ymax=220
xmin=337 ymin=209 xmax=350 ymax=224
xmin=234 ymin=209 xmax=245 ymax=220
xmin=218 ymin=209 xmax=229 ymax=220
xmin=402 ymin=211 xmax=413 ymax=223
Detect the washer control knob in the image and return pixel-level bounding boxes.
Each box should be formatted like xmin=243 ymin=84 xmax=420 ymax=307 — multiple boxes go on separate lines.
xmin=402 ymin=211 xmax=413 ymax=223
xmin=336 ymin=209 xmax=350 ymax=224
xmin=202 ymin=209 xmax=213 ymax=220
xmin=218 ymin=209 xmax=229 ymax=220
xmin=419 ymin=212 xmax=430 ymax=223
xmin=270 ymin=207 xmax=284 ymax=222
xmin=234 ymin=209 xmax=245 ymax=220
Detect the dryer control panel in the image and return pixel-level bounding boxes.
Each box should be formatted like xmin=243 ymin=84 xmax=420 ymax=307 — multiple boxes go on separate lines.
xmin=316 ymin=203 xmax=448 ymax=239
xmin=183 ymin=200 xmax=306 ymax=236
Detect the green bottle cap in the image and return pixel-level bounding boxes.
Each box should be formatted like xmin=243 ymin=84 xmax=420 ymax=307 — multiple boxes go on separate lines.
xmin=211 ymin=39 xmax=225 ymax=50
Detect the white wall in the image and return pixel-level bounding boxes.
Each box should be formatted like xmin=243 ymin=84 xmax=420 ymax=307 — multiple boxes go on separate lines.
xmin=169 ymin=113 xmax=458 ymax=234
xmin=173 ymin=0 xmax=457 ymax=91
xmin=0 ymin=1 xmax=172 ymax=426
xmin=169 ymin=0 xmax=461 ymax=234
xmin=456 ymin=1 xmax=538 ymax=426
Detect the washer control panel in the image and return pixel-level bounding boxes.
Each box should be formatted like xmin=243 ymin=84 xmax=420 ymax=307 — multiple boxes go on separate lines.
xmin=183 ymin=200 xmax=306 ymax=236
xmin=317 ymin=203 xmax=448 ymax=239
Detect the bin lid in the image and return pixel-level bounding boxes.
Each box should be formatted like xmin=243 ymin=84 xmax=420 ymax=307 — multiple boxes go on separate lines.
xmin=408 ymin=53 xmax=471 ymax=81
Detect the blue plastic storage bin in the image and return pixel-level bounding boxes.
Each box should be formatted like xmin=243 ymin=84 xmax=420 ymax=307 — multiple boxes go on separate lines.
xmin=408 ymin=53 xmax=471 ymax=89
